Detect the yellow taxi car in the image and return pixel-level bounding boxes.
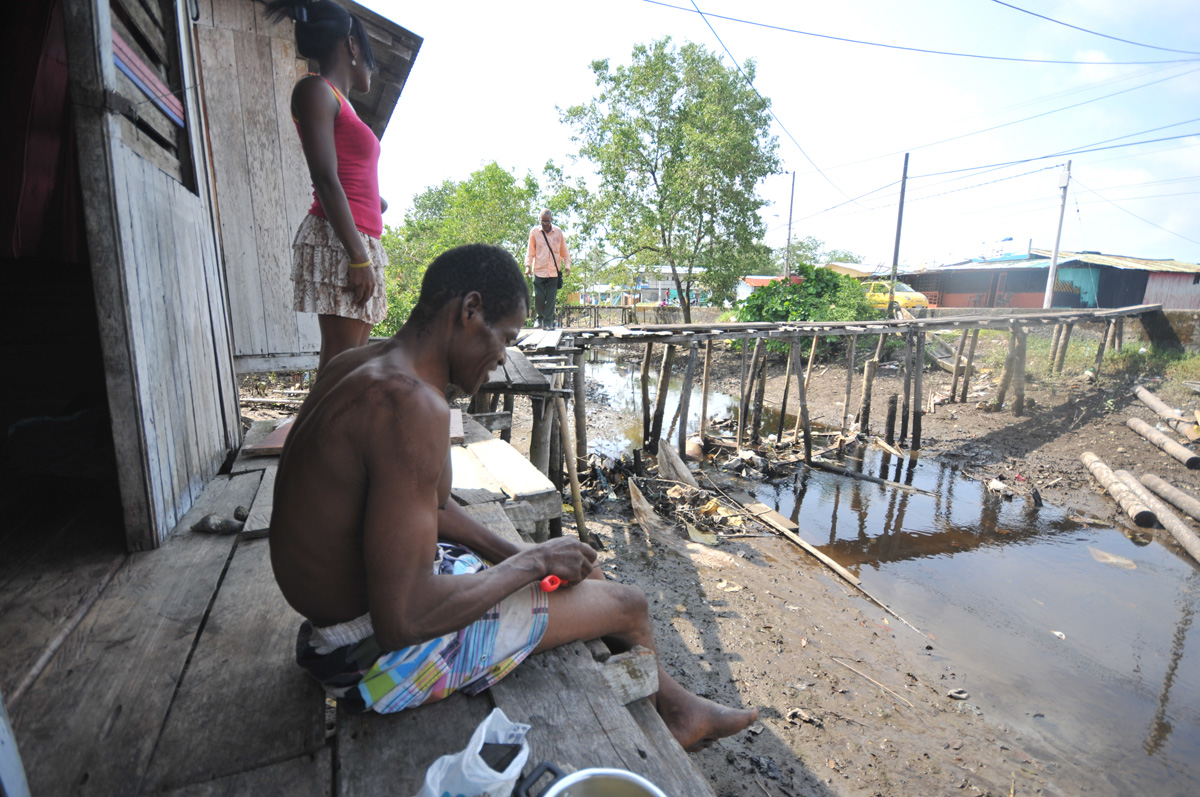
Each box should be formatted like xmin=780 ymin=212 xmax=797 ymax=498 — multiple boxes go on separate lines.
xmin=863 ymin=280 xmax=929 ymax=312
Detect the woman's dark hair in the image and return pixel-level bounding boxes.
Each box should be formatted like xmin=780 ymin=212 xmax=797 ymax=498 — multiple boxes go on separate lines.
xmin=409 ymin=245 xmax=530 ymax=330
xmin=262 ymin=0 xmax=376 ymax=71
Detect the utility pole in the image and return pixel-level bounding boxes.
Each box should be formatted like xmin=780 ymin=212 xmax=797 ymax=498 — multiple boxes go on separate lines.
xmin=885 ymin=153 xmax=910 ymax=314
xmin=1042 ymin=160 xmax=1072 ymax=309
xmin=784 ymin=170 xmax=796 ymax=280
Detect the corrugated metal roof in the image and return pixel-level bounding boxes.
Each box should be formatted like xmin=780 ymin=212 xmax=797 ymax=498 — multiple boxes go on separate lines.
xmin=1030 ymin=249 xmax=1200 ymax=273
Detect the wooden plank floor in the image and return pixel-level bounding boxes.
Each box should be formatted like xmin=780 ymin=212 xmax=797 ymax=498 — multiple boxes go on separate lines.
xmin=2 ymin=420 xmax=712 ymax=795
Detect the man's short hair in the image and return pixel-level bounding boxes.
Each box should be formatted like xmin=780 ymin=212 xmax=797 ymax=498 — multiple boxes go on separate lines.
xmin=409 ymin=244 xmax=529 ymax=328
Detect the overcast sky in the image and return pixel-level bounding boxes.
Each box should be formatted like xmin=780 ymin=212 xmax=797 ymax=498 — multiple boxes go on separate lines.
xmin=361 ymin=0 xmax=1200 ymax=266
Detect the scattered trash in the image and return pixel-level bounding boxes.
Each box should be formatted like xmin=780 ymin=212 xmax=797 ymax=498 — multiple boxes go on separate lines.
xmin=190 ymin=514 xmax=243 ymax=535
xmin=1052 ymin=631 xmax=1066 ymax=640
xmin=947 ymin=689 xmax=970 ymax=700
xmin=1087 ymin=546 xmax=1137 ymax=570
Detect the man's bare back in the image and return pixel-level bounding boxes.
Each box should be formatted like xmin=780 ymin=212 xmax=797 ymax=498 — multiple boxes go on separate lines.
xmin=269 ymin=244 xmax=757 ymax=749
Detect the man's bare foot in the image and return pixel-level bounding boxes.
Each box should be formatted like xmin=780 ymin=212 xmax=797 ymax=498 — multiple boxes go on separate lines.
xmin=658 ymin=689 xmax=759 ymax=752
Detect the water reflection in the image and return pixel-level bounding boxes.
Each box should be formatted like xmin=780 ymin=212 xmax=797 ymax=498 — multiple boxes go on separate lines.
xmin=752 ymin=444 xmax=1200 ymax=795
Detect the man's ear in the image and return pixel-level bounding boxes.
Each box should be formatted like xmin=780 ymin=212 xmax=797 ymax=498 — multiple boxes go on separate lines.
xmin=461 ymin=291 xmax=484 ymax=324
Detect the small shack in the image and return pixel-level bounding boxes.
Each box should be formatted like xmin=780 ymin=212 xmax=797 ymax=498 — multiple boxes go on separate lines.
xmin=2 ymin=0 xmax=419 ymax=551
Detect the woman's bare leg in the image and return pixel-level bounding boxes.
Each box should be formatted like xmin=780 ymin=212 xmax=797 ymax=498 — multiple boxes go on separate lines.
xmin=534 ymin=578 xmax=757 ymax=751
xmin=317 ymin=315 xmax=373 ymax=374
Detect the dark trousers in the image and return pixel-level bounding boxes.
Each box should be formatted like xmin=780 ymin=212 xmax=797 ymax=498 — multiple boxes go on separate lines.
xmin=533 ymin=276 xmax=559 ymax=328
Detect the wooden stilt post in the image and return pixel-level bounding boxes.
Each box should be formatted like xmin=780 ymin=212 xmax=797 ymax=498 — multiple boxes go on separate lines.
xmin=805 ymin=335 xmax=819 ymax=388
xmin=841 ymin=334 xmax=857 ymax=436
xmin=740 ymin=338 xmax=762 ymax=446
xmin=949 ymin=329 xmax=969 ymax=402
xmin=959 ymin=329 xmax=980 ymax=403
xmin=554 ymin=397 xmax=590 ymax=544
xmin=648 ymin=344 xmax=675 ymax=454
xmin=640 ymin=342 xmax=654 ymax=447
xmin=790 ymin=342 xmax=813 ymax=463
xmin=899 ymin=331 xmax=913 ymax=444
xmin=677 ymin=345 xmax=697 ymax=459
xmin=912 ymin=331 xmax=925 ymax=450
xmin=858 ymin=357 xmax=877 ymax=435
xmin=750 ymin=347 xmax=768 ymax=444
xmin=1116 ymin=318 xmax=1124 ymax=351
xmin=1053 ymin=321 xmax=1074 ymax=374
xmin=885 ymin=394 xmax=898 ymax=447
xmin=1048 ymin=323 xmax=1063 ymax=372
xmin=777 ymin=339 xmax=795 ymax=440
xmin=568 ymin=349 xmax=588 ymax=473
xmin=548 ymin=402 xmax=563 ymax=537
xmin=529 ymin=396 xmax=554 ymax=475
xmin=737 ymin=338 xmax=751 ymax=445
xmin=1013 ymin=329 xmax=1028 ymax=416
xmin=699 ymin=339 xmax=712 ymax=439
xmin=991 ymin=330 xmax=1018 ymax=411
xmin=501 ymin=393 xmax=514 ymax=442
xmin=1093 ymin=320 xmax=1113 ymax=378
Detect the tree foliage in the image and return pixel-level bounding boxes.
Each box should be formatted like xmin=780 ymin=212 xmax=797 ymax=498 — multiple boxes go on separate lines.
xmin=376 ymin=162 xmax=539 ymax=334
xmin=736 ymin=262 xmax=877 ymax=326
xmin=563 ymin=38 xmax=779 ymax=321
xmin=776 ymin=235 xmax=863 ymax=274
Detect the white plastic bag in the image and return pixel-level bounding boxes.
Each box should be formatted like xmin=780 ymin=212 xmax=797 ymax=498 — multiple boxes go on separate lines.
xmin=414 ymin=707 xmax=531 ymax=797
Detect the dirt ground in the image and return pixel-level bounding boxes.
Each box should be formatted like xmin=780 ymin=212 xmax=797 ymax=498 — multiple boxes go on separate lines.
xmin=239 ymin=333 xmax=1200 ymax=796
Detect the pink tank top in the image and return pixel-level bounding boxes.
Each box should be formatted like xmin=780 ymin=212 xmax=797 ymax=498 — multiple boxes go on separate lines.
xmin=295 ymin=77 xmax=383 ymax=239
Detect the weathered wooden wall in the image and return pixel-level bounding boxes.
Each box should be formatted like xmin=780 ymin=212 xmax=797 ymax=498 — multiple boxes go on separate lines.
xmin=194 ymin=0 xmax=321 ymax=372
xmin=65 ymin=0 xmax=240 ymax=549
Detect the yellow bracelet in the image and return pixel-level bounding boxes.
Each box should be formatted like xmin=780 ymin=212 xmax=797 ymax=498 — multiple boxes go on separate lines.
xmin=348 ymin=260 xmax=371 ymax=269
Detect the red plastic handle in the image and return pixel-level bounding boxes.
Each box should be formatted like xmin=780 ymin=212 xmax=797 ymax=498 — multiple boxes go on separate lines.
xmin=540 ymin=575 xmax=562 ymax=592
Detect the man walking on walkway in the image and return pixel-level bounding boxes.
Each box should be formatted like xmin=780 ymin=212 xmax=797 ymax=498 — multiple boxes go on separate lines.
xmin=525 ymin=209 xmax=570 ymax=329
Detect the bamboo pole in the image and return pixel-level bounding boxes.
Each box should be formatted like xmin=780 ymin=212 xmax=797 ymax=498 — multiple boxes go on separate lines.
xmin=572 ymin=349 xmax=588 ymax=472
xmin=554 ymin=396 xmax=590 ymax=545
xmin=738 ymin=338 xmax=756 ymax=446
xmin=1048 ymin=323 xmax=1063 ymax=372
xmin=750 ymin=347 xmax=768 ymax=444
xmin=648 ymin=344 xmax=675 ymax=454
xmin=959 ymin=329 xmax=980 ymax=402
xmin=899 ymin=331 xmax=913 ymax=444
xmin=1140 ymin=473 xmax=1200 ymax=523
xmin=805 ymin=335 xmax=819 ymax=388
xmin=777 ymin=340 xmax=795 ymax=440
xmin=1053 ymin=321 xmax=1074 ymax=373
xmin=911 ymin=330 xmax=925 ymax=450
xmin=1126 ymin=417 xmax=1200 ymax=469
xmin=1116 ymin=471 xmax=1200 ymax=564
xmin=1080 ymin=452 xmax=1156 ymax=527
xmin=1092 ymin=320 xmax=1113 ymax=378
xmin=1013 ymin=329 xmax=1028 ymax=417
xmin=677 ymin=345 xmax=697 ymax=459
xmin=949 ymin=329 xmax=969 ymax=402
xmin=841 ymin=334 xmax=857 ymax=436
xmin=885 ymin=394 xmax=898 ymax=447
xmin=699 ymin=339 xmax=712 ymax=439
xmin=640 ymin=341 xmax=654 ymax=447
xmin=790 ymin=342 xmax=813 ymax=464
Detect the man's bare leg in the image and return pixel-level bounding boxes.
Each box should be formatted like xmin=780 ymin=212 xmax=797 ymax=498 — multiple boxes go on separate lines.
xmin=534 ymin=578 xmax=758 ymax=752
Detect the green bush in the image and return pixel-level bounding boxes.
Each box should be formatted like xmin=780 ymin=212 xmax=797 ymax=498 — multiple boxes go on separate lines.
xmin=734 ymin=264 xmax=879 ymax=354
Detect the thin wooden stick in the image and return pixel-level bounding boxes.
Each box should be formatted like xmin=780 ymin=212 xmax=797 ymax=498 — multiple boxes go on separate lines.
xmin=648 ymin=344 xmax=675 ymax=454
xmin=949 ymin=328 xmax=969 ymax=401
xmin=677 ymin=345 xmax=697 ymax=459
xmin=805 ymin=335 xmax=819 ymax=388
xmin=911 ymin=331 xmax=925 ymax=450
xmin=841 ymin=334 xmax=857 ymax=436
xmin=1054 ymin=321 xmax=1074 ymax=373
xmin=828 ymin=656 xmax=915 ymax=708
xmin=899 ymin=331 xmax=913 ymax=444
xmin=555 ymin=397 xmax=590 ymax=544
xmin=777 ymin=340 xmax=795 ymax=440
xmin=699 ymin=339 xmax=712 ymax=439
xmin=1013 ymin=329 xmax=1027 ymax=417
xmin=959 ymin=328 xmax=980 ymax=402
xmin=640 ymin=341 xmax=654 ymax=446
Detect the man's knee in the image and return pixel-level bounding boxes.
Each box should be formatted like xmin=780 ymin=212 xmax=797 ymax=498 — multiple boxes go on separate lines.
xmin=607 ymin=581 xmax=649 ymax=623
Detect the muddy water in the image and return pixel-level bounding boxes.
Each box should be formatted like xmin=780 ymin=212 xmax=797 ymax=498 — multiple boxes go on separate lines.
xmin=587 ymin=355 xmax=1200 ymax=795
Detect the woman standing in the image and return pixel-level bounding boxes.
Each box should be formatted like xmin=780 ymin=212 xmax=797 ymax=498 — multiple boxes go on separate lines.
xmin=266 ymin=0 xmax=388 ymax=374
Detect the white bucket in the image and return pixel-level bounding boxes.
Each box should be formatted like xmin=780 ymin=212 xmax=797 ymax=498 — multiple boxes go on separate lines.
xmin=519 ymin=766 xmax=667 ymax=797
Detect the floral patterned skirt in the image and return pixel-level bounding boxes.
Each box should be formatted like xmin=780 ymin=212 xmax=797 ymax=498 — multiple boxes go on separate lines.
xmin=291 ymin=213 xmax=388 ymax=325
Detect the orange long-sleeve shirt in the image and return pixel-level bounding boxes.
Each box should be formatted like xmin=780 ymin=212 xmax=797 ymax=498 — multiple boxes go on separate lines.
xmin=525 ymin=225 xmax=570 ymax=278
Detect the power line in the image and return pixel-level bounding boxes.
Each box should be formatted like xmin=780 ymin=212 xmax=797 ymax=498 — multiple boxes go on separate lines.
xmin=685 ymin=0 xmax=854 ymax=202
xmin=833 ymin=67 xmax=1200 ymax=168
xmin=988 ymin=0 xmax=1200 ymax=56
xmin=643 ymin=0 xmax=1200 ymax=65
xmin=1072 ymin=177 xmax=1200 ymax=245
xmin=794 ymin=180 xmax=902 ymax=223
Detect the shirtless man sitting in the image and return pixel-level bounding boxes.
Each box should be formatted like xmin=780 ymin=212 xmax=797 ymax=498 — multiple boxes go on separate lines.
xmin=269 ymin=243 xmax=757 ymax=751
